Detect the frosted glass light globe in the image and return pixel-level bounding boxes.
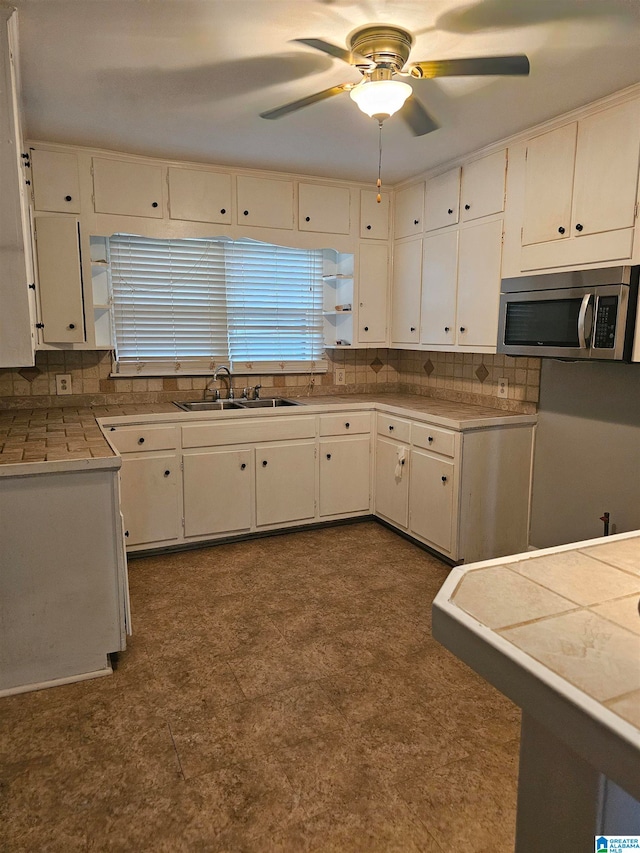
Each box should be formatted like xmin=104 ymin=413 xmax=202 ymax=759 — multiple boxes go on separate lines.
xmin=350 ymin=79 xmax=412 ymax=119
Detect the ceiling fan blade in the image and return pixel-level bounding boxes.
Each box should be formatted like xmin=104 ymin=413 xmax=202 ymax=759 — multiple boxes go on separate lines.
xmin=401 ymin=97 xmax=440 ymax=137
xmin=260 ymin=83 xmax=353 ymax=120
xmin=409 ymin=55 xmax=530 ymax=79
xmin=294 ymin=38 xmax=375 ymax=69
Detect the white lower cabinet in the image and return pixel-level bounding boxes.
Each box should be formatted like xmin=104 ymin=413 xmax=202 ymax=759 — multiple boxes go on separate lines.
xmin=409 ymin=449 xmax=455 ymax=554
xmin=374 ymin=436 xmax=409 ymax=528
xmin=119 ymin=454 xmax=180 ymax=546
xmin=255 ymin=441 xmax=316 ymax=527
xmin=319 ymin=435 xmax=370 ymax=517
xmin=183 ymin=448 xmax=252 ymax=537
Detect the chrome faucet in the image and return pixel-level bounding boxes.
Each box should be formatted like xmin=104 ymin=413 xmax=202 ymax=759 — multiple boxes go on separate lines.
xmin=207 ymin=364 xmax=233 ymax=400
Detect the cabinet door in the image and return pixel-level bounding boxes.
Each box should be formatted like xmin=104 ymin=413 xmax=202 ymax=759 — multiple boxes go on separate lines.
xmin=319 ymin=436 xmax=370 ymax=516
xmin=93 ymin=158 xmax=164 ymax=218
xmin=34 ymin=216 xmax=85 ymax=343
xmin=374 ymin=436 xmax=409 ymax=528
xmin=456 ymin=219 xmax=503 ymax=348
xmin=120 ymin=454 xmax=179 ymax=546
xmin=394 ymin=182 xmax=424 ymax=238
xmin=357 ymin=243 xmax=388 ymax=344
xmin=255 ymin=441 xmax=315 ymax=526
xmin=299 ymin=183 xmax=350 ymax=234
xmin=409 ymin=449 xmax=454 ymax=553
xmin=31 ymin=149 xmax=81 ymax=213
xmin=168 ymin=167 xmax=232 ymax=224
xmin=460 ymin=150 xmax=506 ymax=222
xmin=391 ymin=239 xmax=422 ymax=344
xmin=421 ymin=230 xmax=458 ymax=347
xmin=522 ymin=123 xmax=577 ymax=246
xmin=236 ymin=175 xmax=294 ymax=230
xmin=572 ymin=100 xmax=640 ymax=238
xmin=424 ymin=167 xmax=460 ymax=232
xmin=183 ymin=448 xmax=252 ymax=537
xmin=360 ymin=190 xmax=390 ymax=239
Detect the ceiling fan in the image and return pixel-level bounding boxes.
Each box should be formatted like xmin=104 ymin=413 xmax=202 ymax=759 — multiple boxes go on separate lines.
xmin=260 ymin=25 xmax=530 ymax=136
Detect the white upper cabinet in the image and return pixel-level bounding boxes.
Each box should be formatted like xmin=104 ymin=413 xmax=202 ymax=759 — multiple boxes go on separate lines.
xmin=31 ymin=149 xmax=81 ymax=214
xmin=424 ymin=167 xmax=460 ymax=232
xmin=394 ymin=182 xmax=424 ymax=238
xmin=298 ymin=183 xmax=350 ymax=234
xmin=421 ymin=230 xmax=458 ymax=347
xmin=391 ymin=238 xmax=422 ymax=344
xmin=460 ymin=150 xmax=506 ymax=222
xmin=522 ymin=99 xmax=640 ymax=250
xmin=357 ymin=243 xmax=388 ymax=344
xmin=34 ymin=216 xmax=85 ymax=343
xmin=93 ymin=158 xmax=164 ymax=218
xmin=360 ymin=190 xmax=389 ymax=239
xmin=456 ymin=218 xmax=503 ymax=348
xmin=236 ymin=175 xmax=294 ymax=230
xmin=168 ymin=167 xmax=232 ymax=224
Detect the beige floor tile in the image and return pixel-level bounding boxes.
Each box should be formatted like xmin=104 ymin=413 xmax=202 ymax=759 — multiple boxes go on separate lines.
xmin=580 ymin=537 xmax=640 ymax=576
xmin=591 ymin=594 xmax=640 ymax=635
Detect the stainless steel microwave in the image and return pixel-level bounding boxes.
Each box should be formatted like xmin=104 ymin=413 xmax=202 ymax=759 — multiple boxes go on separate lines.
xmin=497 ymin=266 xmax=639 ymax=360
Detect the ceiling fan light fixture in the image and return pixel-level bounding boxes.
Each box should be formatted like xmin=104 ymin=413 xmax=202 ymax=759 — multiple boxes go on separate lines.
xmin=349 ymin=79 xmax=412 ymax=120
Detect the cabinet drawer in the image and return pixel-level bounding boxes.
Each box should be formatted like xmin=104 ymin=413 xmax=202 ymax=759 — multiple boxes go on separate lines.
xmin=107 ymin=425 xmax=178 ymax=453
xmin=376 ymin=414 xmax=411 ymax=443
xmin=412 ymin=423 xmax=456 ymax=457
xmin=183 ymin=416 xmax=315 ymax=448
xmin=319 ymin=413 xmax=370 ymax=436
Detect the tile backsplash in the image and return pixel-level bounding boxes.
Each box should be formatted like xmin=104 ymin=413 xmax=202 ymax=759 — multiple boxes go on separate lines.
xmin=0 ymin=349 xmax=539 ymax=413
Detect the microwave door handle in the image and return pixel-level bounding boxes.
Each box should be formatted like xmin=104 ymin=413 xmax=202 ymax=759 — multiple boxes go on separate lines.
xmin=577 ymin=293 xmax=592 ymax=349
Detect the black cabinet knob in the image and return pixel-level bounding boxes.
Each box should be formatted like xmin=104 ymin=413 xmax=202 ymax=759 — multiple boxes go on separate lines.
xmin=366 ymin=224 xmax=372 ymax=230
xmin=401 ymin=459 xmax=405 ymax=466
xmin=464 ymin=204 xmax=470 ymax=210
xmin=262 ymin=460 xmax=268 ymax=467
xmin=110 ymin=427 xmax=115 ymax=431
xmin=448 ymin=208 xmax=453 ymax=214
xmin=65 ymin=195 xmax=72 ymax=202
xmin=125 ymin=530 xmax=129 ymax=538
xmin=152 ymin=202 xmax=158 ymax=208
xmin=444 ymin=326 xmax=450 ymax=332
xmin=326 ymin=453 xmax=331 ymax=460
xmin=364 ymin=326 xmax=369 ymax=331
xmin=413 ymin=219 xmax=419 ymax=225
xmin=138 ymin=437 xmax=145 ymax=444
xmin=68 ymin=323 xmax=75 ymax=330
xmin=243 ymin=210 xmax=249 ymax=216
xmin=575 ymin=223 xmax=584 ymax=232
xmin=164 ymin=470 xmax=170 ymax=477
xmin=428 ymin=436 xmax=433 ymax=443
xmin=305 ymin=216 xmax=310 ymax=222
xmin=389 ymin=425 xmax=394 ymax=431
xmin=220 ymin=208 xmax=226 ymax=214
xmin=459 ymin=327 xmax=466 ymax=332
xmin=558 ymin=226 xmax=565 ymax=234
xmin=345 ymin=422 xmax=350 ymax=429
xmin=441 ymin=476 xmax=447 ymax=482
xmin=410 ymin=326 xmax=416 ymax=332
xmin=241 ymin=463 xmax=246 ymax=470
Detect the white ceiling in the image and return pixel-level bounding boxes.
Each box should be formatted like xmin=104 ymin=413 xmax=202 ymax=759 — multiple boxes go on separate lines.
xmin=12 ymin=0 xmax=640 ymax=185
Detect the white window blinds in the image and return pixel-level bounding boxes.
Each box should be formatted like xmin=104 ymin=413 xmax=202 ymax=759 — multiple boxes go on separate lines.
xmin=108 ymin=234 xmax=326 ymax=375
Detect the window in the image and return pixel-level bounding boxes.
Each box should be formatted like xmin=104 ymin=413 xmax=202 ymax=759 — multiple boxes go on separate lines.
xmin=107 ymin=234 xmax=326 ymax=375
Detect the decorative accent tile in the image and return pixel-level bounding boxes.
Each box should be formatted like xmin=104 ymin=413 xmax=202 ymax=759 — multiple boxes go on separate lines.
xmin=369 ymin=357 xmax=384 ymax=374
xmin=18 ymin=366 xmax=42 ymax=383
xmin=475 ymin=364 xmax=489 ymax=383
xmin=423 ymin=359 xmax=434 ymax=376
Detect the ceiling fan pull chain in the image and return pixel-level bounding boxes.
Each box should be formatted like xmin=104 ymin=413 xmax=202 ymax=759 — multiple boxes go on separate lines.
xmin=376 ymin=120 xmax=383 ymax=203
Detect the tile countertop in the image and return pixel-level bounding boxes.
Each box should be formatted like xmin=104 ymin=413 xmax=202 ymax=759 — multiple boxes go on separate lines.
xmin=432 ymin=530 xmax=640 ymax=800
xmin=0 ymin=393 xmax=536 ymax=469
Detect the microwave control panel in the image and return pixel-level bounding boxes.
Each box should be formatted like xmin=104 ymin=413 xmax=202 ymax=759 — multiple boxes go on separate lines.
xmin=593 ymin=295 xmax=618 ymax=349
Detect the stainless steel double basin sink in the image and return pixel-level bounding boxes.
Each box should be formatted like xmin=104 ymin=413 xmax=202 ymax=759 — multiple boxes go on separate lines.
xmin=173 ymin=398 xmax=301 ymax=412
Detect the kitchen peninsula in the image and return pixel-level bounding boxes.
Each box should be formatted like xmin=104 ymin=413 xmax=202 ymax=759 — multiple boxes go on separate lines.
xmin=433 ymin=531 xmax=640 ymax=851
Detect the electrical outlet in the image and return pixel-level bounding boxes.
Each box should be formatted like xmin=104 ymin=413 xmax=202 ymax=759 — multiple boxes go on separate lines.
xmin=335 ymin=368 xmax=346 ymax=386
xmin=497 ymin=377 xmax=508 ymax=398
xmin=55 ymin=374 xmax=72 ymax=395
